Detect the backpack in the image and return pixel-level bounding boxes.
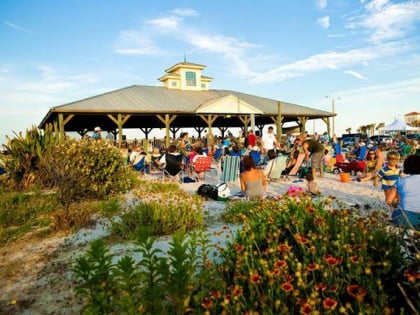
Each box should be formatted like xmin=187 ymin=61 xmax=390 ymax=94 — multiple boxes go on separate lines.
xmin=197 ymin=184 xmax=219 ymax=200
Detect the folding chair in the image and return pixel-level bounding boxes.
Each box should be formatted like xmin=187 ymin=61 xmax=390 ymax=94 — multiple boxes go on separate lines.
xmin=266 ymin=154 xmax=289 ymax=181
xmin=191 ymin=156 xmax=213 ymax=181
xmin=220 ymin=155 xmax=241 ymax=183
xmin=132 ymin=155 xmax=146 ymax=173
xmin=250 ymin=150 xmax=262 ymax=168
xmin=212 ymin=147 xmax=223 ymax=162
xmin=162 ymin=153 xmax=183 ymax=182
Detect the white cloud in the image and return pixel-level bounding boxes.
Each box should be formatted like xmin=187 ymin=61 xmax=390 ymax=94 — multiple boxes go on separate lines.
xmin=114 ymin=30 xmax=165 ymax=55
xmin=347 ymin=0 xmax=420 ymax=43
xmin=318 ymin=16 xmax=330 ymax=29
xmin=344 ymin=70 xmax=367 ymax=80
xmin=249 ymin=42 xmax=407 ymax=83
xmin=2 ymin=20 xmax=33 ymax=34
xmin=173 ymin=8 xmax=199 ymax=17
xmin=318 ymin=0 xmax=327 ymax=9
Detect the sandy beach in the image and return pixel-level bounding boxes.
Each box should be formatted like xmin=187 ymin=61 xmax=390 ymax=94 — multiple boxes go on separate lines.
xmin=0 ymin=170 xmax=390 ymax=315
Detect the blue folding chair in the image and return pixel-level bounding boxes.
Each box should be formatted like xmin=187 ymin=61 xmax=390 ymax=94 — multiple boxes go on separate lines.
xmin=249 ymin=150 xmax=262 ymax=167
xmin=133 ymin=155 xmax=146 ymax=172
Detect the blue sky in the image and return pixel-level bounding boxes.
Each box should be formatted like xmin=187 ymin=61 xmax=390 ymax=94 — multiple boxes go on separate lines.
xmin=1 ymin=0 xmax=419 ymax=143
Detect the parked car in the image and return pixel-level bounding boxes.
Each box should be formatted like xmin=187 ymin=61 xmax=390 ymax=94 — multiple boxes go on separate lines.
xmin=342 ymin=137 xmax=354 ymax=147
xmin=406 ymin=133 xmax=420 ymax=140
xmin=369 ymin=135 xmax=392 ymax=143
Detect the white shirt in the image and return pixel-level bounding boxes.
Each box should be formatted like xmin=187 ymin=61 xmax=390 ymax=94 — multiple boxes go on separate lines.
xmin=262 ymin=132 xmax=277 ymax=151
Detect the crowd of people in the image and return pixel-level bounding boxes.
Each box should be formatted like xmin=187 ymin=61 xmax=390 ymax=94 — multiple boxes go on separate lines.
xmin=90 ymin=125 xmax=418 ymax=230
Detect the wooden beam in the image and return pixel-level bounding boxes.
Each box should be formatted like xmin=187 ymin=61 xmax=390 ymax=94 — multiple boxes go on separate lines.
xmin=199 ymin=114 xmax=218 ymax=146
xmin=58 ymin=113 xmax=64 ymax=140
xmin=157 ymin=114 xmax=177 ymax=147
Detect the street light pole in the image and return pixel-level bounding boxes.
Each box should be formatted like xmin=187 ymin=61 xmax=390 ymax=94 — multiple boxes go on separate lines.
xmin=325 ymin=96 xmax=340 ymax=138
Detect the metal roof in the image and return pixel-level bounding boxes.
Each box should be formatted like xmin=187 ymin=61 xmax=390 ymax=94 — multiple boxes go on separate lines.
xmin=39 ymin=85 xmax=333 ymax=131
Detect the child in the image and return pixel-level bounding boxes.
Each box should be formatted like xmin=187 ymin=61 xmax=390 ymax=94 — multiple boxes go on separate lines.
xmin=305 ymin=173 xmax=320 ymax=196
xmin=375 ymin=151 xmax=401 ymax=208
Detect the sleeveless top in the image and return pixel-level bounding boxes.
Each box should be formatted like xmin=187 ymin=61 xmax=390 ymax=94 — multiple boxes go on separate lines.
xmin=245 ymin=180 xmax=264 ymax=199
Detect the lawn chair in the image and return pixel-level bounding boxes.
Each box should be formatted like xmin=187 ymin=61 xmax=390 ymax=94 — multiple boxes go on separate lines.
xmin=250 ymin=150 xmax=262 ymax=168
xmin=132 ymin=155 xmax=146 ymax=173
xmin=212 ymin=147 xmax=223 ymax=162
xmin=191 ymin=156 xmax=213 ymax=181
xmin=266 ymin=154 xmax=289 ymax=181
xmin=220 ymin=155 xmax=241 ymax=183
xmin=162 ymin=153 xmax=183 ymax=182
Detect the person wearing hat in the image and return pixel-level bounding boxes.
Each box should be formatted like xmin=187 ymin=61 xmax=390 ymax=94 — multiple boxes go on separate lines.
xmin=91 ymin=126 xmax=102 ymax=140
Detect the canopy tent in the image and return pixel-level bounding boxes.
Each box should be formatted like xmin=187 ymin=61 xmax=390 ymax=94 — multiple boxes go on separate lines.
xmin=380 ymin=119 xmax=419 ymax=132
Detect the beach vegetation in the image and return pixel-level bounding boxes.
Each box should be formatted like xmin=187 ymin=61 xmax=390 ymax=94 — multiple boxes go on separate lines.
xmin=111 ymin=181 xmax=204 ymax=239
xmin=73 ymin=195 xmax=419 ymax=314
xmin=2 ymin=124 xmax=60 ymax=188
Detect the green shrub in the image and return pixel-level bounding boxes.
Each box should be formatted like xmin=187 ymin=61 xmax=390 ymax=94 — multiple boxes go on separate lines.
xmin=111 ymin=194 xmax=204 ymax=238
xmin=38 ymin=139 xmax=133 ymax=207
xmin=3 ymin=124 xmax=60 ymax=188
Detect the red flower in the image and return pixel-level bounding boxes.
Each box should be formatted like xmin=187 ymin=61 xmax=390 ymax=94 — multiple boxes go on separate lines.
xmin=404 ymin=270 xmax=420 ymax=282
xmin=350 ymin=255 xmax=360 ymax=263
xmin=201 ymin=297 xmax=213 ymax=309
xmin=315 ymin=282 xmax=327 ymax=291
xmin=234 ymin=244 xmax=245 ymax=252
xmin=324 ymin=254 xmax=343 ymax=266
xmin=250 ymin=273 xmax=262 ymax=284
xmin=306 ymin=262 xmax=319 ymax=271
xmin=295 ymin=234 xmax=309 ymax=244
xmin=328 ymin=285 xmax=339 ymax=293
xmin=347 ymin=284 xmax=367 ymax=302
xmin=323 ymin=297 xmax=338 ymax=310
xmin=300 ymin=303 xmax=313 ymax=314
xmin=232 ymin=285 xmax=243 ymax=297
xmin=281 ymin=282 xmax=294 ymax=292
xmin=274 ymin=260 xmax=287 ymax=269
xmin=277 ymin=243 xmax=292 ymax=252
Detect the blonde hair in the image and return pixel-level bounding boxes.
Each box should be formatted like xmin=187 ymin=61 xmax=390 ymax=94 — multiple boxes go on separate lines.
xmin=387 ymin=151 xmax=400 ymax=161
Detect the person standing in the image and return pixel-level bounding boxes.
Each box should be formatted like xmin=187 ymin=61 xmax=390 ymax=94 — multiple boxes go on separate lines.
xmin=246 ymin=129 xmax=257 ymax=147
xmin=91 ymin=126 xmax=102 ymax=140
xmin=375 ymin=151 xmax=401 ymax=208
xmin=262 ymin=126 xmax=278 ymax=155
xmin=302 ymin=138 xmax=325 ymax=178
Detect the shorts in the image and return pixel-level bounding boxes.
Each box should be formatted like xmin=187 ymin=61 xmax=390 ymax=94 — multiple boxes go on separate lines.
xmin=311 ymin=151 xmax=324 ymax=169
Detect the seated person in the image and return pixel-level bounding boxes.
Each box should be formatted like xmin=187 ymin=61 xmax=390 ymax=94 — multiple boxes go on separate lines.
xmin=240 ymin=155 xmax=267 ymax=200
xmin=305 ymin=173 xmax=320 ymax=197
xmin=357 ymin=149 xmax=378 ymax=182
xmin=393 ymin=154 xmax=420 ymax=229
xmin=189 ymin=146 xmax=208 ymax=179
xmin=155 ymin=144 xmax=182 ymax=176
xmin=150 ymin=147 xmax=163 ymax=170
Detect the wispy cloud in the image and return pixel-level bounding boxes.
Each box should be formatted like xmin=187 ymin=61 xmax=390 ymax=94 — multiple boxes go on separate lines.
xmin=114 ymin=4 xmax=415 ymax=84
xmin=318 ymin=16 xmax=330 ymax=29
xmin=2 ymin=20 xmax=33 ymax=34
xmin=347 ymin=0 xmax=420 ymax=43
xmin=344 ymin=70 xmax=367 ymax=80
xmin=249 ymin=42 xmax=407 ymax=83
xmin=318 ymin=0 xmax=327 ymax=9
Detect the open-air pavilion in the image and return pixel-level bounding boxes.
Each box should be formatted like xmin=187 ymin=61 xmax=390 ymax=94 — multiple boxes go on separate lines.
xmin=39 ymin=61 xmax=334 ymax=147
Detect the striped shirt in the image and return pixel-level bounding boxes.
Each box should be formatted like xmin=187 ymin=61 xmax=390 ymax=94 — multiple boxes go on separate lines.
xmin=377 ymin=165 xmax=401 ymax=190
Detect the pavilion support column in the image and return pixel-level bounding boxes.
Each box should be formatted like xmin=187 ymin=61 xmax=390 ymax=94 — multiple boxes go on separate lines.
xmin=239 ymin=115 xmax=251 ymax=136
xmin=218 ymin=127 xmax=228 ymax=139
xmin=57 ymin=113 xmax=75 ymax=140
xmin=269 ymin=102 xmax=284 ymax=143
xmin=297 ymin=116 xmax=308 ymax=133
xmin=140 ymin=127 xmax=153 ymax=140
xmin=157 ymin=114 xmax=177 ymax=148
xmin=58 ymin=113 xmax=65 ymax=140
xmin=194 ymin=126 xmax=205 ymax=138
xmin=199 ymin=114 xmax=218 ymax=146
xmin=107 ymin=114 xmax=131 ymax=147
xmin=257 ymin=124 xmax=264 ymax=137
xmin=170 ymin=127 xmax=180 ymax=140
